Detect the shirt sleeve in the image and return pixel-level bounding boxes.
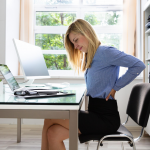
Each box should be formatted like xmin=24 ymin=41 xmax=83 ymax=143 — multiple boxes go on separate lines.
xmin=102 ymin=46 xmax=146 ymax=91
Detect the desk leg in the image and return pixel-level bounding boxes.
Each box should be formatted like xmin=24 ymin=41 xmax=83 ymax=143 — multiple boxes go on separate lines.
xmin=69 ymin=110 xmax=78 ymax=150
xmin=17 ymin=118 xmax=21 ymax=143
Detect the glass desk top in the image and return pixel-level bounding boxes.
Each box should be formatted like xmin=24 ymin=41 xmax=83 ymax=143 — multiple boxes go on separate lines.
xmin=0 ymin=84 xmax=86 ymax=105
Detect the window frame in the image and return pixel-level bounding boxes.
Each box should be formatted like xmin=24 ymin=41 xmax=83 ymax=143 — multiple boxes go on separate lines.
xmin=34 ymin=2 xmax=123 ymax=76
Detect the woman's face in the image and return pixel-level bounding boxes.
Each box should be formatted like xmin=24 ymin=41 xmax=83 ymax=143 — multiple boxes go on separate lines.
xmin=69 ymin=31 xmax=89 ymax=53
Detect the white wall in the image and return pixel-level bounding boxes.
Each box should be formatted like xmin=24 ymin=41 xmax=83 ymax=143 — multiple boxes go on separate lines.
xmin=141 ymin=0 xmax=147 ymax=61
xmin=0 ymin=0 xmax=20 ymax=76
xmin=0 ymin=0 xmax=6 ymax=65
xmin=5 ymin=0 xmax=20 ymax=76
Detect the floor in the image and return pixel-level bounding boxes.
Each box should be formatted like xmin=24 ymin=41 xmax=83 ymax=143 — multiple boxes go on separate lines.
xmin=0 ymin=124 xmax=150 ymax=150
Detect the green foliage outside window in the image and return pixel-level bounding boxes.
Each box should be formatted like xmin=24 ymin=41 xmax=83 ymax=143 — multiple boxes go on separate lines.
xmin=98 ymin=34 xmax=121 ymax=50
xmin=44 ymin=54 xmax=71 ymax=70
xmin=85 ymin=12 xmax=122 ymax=26
xmin=35 ymin=11 xmax=122 ymax=70
xmin=35 ymin=34 xmax=65 ymax=50
xmin=36 ymin=12 xmax=76 ymax=26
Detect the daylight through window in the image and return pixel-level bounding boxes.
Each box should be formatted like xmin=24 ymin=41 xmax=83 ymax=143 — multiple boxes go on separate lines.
xmin=34 ymin=0 xmax=123 ymax=73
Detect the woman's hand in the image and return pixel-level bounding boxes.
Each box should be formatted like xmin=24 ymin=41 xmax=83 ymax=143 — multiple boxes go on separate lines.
xmin=106 ymin=89 xmax=116 ymax=101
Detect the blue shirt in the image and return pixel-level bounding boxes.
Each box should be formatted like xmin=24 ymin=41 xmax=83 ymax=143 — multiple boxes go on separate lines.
xmin=85 ymin=45 xmax=146 ymax=100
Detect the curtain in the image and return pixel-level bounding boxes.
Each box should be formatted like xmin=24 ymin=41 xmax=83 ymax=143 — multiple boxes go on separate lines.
xmin=123 ymin=0 xmax=137 ymax=56
xmin=19 ymin=0 xmax=34 ymax=43
xmin=19 ymin=0 xmax=34 ymax=75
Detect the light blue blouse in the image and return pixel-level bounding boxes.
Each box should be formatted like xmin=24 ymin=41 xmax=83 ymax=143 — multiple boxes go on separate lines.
xmin=85 ymin=45 xmax=146 ymax=100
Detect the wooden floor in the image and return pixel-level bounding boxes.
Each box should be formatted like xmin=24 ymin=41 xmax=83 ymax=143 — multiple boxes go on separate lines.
xmin=0 ymin=124 xmax=150 ymax=150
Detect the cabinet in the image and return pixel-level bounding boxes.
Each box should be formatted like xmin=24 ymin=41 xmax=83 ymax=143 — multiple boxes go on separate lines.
xmin=143 ymin=0 xmax=150 ymax=135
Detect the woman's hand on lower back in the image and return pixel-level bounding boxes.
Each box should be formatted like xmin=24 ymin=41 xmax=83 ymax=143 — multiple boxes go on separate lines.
xmin=106 ymin=89 xmax=116 ymax=101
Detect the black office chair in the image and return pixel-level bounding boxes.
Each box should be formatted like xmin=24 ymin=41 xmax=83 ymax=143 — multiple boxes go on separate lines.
xmin=79 ymin=83 xmax=150 ymax=150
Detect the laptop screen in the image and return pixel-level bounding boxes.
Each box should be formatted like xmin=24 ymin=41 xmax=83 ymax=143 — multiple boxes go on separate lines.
xmin=0 ymin=64 xmax=20 ymax=91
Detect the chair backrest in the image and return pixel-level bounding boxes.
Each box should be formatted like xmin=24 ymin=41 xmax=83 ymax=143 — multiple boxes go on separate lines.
xmin=126 ymin=83 xmax=150 ymax=127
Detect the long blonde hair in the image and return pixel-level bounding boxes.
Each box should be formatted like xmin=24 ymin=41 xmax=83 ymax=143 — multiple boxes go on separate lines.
xmin=65 ymin=19 xmax=100 ymax=72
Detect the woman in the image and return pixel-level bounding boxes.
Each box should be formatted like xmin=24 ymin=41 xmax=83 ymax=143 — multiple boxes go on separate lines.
xmin=41 ymin=19 xmax=145 ymax=150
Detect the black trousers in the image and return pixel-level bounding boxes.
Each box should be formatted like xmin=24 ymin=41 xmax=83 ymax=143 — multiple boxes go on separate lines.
xmin=78 ymin=96 xmax=121 ymax=135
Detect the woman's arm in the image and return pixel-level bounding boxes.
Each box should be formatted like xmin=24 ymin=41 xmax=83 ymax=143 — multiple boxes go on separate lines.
xmin=103 ymin=46 xmax=146 ymax=92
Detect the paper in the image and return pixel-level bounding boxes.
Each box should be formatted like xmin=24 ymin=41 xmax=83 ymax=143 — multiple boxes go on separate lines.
xmin=45 ymin=83 xmax=69 ymax=89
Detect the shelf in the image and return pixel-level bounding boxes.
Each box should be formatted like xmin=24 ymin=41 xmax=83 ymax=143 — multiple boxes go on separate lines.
xmin=146 ymin=58 xmax=150 ymax=61
xmin=143 ymin=0 xmax=150 ymax=11
xmin=145 ymin=28 xmax=150 ymax=34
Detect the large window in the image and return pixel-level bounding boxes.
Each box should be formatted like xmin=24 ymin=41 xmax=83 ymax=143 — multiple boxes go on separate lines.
xmin=34 ymin=0 xmax=123 ymax=75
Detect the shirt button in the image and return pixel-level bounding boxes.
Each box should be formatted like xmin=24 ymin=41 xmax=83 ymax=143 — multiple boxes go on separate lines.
xmin=137 ymin=73 xmax=139 ymax=74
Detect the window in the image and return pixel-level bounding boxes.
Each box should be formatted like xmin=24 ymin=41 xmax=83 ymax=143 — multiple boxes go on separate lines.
xmin=34 ymin=0 xmax=123 ymax=76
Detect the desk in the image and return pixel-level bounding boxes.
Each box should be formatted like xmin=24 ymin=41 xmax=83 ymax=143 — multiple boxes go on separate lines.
xmin=0 ymin=84 xmax=87 ymax=150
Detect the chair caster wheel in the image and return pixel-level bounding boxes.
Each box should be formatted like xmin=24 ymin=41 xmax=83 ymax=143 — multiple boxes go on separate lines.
xmin=128 ymin=141 xmax=133 ymax=147
xmin=128 ymin=142 xmax=133 ymax=147
xmin=100 ymin=143 xmax=103 ymax=146
xmin=130 ymin=143 xmax=133 ymax=147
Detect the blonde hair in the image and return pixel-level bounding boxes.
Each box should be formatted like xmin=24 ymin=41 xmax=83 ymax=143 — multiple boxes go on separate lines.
xmin=65 ymin=19 xmax=100 ymax=73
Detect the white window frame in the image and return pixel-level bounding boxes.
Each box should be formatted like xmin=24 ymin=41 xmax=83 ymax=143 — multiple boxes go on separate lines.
xmin=34 ymin=2 xmax=123 ymax=77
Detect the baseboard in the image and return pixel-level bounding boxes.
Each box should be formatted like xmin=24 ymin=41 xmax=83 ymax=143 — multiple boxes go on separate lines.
xmin=125 ymin=126 xmax=142 ymax=132
xmin=0 ymin=124 xmax=43 ymax=129
xmin=0 ymin=124 xmax=149 ymax=137
xmin=126 ymin=126 xmax=150 ymax=137
xmin=0 ymin=124 xmax=143 ymax=131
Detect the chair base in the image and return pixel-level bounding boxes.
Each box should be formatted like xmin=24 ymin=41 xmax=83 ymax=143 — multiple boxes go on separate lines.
xmin=80 ymin=124 xmax=137 ymax=150
xmin=85 ymin=141 xmax=136 ymax=150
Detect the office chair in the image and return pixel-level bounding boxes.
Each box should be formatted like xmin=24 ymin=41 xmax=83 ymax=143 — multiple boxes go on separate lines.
xmin=79 ymin=83 xmax=150 ymax=150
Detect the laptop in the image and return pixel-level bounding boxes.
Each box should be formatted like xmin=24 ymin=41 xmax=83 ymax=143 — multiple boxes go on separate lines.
xmin=0 ymin=64 xmax=75 ymax=99
xmin=0 ymin=64 xmax=50 ymax=92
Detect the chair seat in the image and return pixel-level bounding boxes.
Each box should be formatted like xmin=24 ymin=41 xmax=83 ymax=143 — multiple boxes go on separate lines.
xmin=79 ymin=124 xmax=133 ymax=143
